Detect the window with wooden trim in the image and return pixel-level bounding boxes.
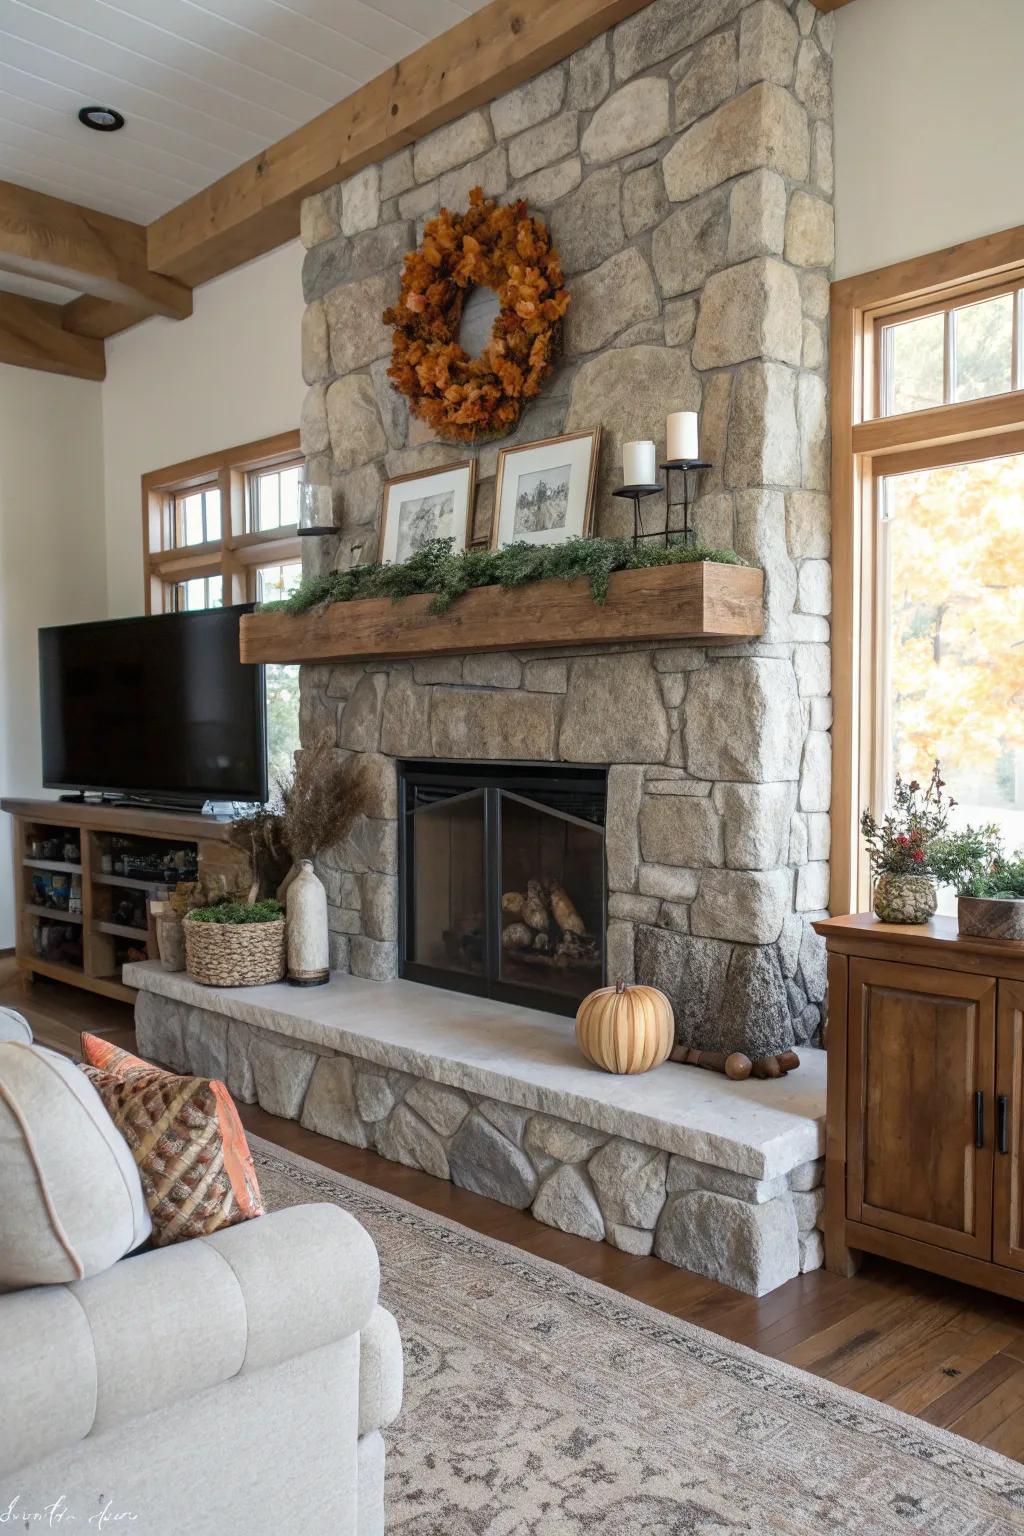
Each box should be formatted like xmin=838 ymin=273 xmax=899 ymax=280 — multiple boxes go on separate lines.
xmin=831 ymin=232 xmax=1024 ymax=916
xmin=142 ymin=431 xmax=304 ymax=790
xmin=142 ymin=430 xmax=301 ymax=615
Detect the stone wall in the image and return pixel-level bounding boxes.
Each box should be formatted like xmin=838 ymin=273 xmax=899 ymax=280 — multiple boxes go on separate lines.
xmin=296 ymin=0 xmax=835 ymax=1054
xmin=137 ymin=989 xmax=824 ymax=1296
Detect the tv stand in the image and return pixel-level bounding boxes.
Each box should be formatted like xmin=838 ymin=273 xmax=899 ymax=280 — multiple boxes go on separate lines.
xmin=1 ymin=798 xmax=248 ymax=1005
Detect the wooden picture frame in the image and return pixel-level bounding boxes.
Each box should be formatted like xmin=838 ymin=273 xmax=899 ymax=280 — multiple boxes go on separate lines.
xmin=379 ymin=460 xmax=477 ymax=565
xmin=491 ymin=429 xmax=601 ymax=550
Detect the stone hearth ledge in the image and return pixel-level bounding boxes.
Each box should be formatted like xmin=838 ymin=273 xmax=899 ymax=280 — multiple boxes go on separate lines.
xmin=124 ymin=962 xmax=824 ymax=1181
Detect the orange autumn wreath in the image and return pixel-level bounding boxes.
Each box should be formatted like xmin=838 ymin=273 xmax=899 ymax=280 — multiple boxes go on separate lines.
xmin=383 ymin=187 xmax=571 ymax=444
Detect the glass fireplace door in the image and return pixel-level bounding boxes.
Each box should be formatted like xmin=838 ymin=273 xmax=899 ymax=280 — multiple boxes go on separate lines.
xmin=407 ymin=789 xmax=487 ymax=978
xmin=498 ymin=791 xmax=604 ymax=1001
xmin=400 ymin=762 xmax=607 ymax=1014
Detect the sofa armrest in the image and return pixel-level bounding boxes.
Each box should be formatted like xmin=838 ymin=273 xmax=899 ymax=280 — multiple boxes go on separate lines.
xmin=358 ymin=1305 xmax=403 ymax=1437
xmin=0 ymin=1203 xmax=379 ymax=1479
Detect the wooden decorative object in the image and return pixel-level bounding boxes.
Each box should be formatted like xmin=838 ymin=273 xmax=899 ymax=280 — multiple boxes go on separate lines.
xmin=576 ymin=979 xmax=674 ymax=1075
xmin=239 ymin=562 xmax=765 ymax=666
xmin=817 ymin=912 xmax=1024 ymax=1304
xmin=382 ymin=189 xmax=570 ymax=443
xmin=670 ymin=1046 xmax=800 ymax=1080
xmin=958 ymin=894 xmax=1024 ymax=942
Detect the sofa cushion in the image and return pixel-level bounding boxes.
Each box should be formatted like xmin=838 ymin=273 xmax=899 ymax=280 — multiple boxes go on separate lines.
xmin=80 ymin=1034 xmax=264 ymax=1247
xmin=0 ymin=1041 xmax=152 ymax=1287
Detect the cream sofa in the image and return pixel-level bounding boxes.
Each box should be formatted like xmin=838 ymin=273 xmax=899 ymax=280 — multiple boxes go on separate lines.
xmin=0 ymin=1015 xmax=403 ymax=1535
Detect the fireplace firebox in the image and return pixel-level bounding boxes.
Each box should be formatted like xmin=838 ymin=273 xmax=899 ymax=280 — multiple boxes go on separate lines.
xmin=398 ymin=761 xmax=607 ymax=1016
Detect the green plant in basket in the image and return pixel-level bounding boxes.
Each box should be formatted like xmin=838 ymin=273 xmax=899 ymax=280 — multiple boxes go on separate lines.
xmin=186 ymin=899 xmax=284 ymax=925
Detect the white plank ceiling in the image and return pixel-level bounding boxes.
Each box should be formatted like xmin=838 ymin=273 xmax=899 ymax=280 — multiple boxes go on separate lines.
xmin=0 ymin=0 xmax=491 ymax=226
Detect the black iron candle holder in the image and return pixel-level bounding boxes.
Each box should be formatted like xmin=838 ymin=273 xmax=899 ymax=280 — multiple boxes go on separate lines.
xmin=611 ymin=483 xmax=663 ymax=548
xmin=660 ymin=459 xmax=712 ymax=546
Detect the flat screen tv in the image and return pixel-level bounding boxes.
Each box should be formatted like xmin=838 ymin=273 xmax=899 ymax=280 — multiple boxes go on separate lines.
xmin=39 ymin=605 xmax=267 ymax=806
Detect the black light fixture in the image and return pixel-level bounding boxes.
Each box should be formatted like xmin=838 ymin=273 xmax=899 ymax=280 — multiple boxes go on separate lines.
xmin=78 ymin=105 xmax=125 ymax=132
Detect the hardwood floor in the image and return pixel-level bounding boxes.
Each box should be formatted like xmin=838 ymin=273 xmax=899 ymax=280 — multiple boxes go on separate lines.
xmin=7 ymin=963 xmax=1024 ymax=1462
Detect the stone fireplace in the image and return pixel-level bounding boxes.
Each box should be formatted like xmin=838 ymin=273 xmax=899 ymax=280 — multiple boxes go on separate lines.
xmin=398 ymin=760 xmax=607 ymax=1015
xmin=298 ymin=0 xmax=835 ymax=1060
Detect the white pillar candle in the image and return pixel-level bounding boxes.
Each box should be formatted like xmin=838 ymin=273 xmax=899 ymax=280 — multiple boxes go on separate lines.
xmin=667 ymin=410 xmax=699 ymax=462
xmin=623 ymin=439 xmax=656 ymax=486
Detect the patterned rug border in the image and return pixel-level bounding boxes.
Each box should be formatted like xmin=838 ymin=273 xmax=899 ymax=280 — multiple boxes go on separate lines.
xmin=249 ymin=1135 xmax=1024 ymax=1511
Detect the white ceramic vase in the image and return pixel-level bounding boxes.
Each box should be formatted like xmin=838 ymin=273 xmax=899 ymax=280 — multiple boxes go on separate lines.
xmin=286 ymin=859 xmax=329 ymax=986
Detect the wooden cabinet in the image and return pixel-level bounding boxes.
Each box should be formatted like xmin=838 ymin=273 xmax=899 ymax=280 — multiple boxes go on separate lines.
xmin=818 ymin=916 xmax=1024 ymax=1304
xmin=994 ymin=981 xmax=1024 ymax=1273
xmin=1 ymin=798 xmax=245 ymax=1005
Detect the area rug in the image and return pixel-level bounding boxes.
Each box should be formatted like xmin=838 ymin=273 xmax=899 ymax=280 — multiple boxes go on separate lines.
xmin=251 ymin=1137 xmax=1024 ymax=1535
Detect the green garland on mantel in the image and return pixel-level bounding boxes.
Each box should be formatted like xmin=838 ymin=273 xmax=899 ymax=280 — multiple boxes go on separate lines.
xmin=264 ymin=537 xmax=744 ymax=617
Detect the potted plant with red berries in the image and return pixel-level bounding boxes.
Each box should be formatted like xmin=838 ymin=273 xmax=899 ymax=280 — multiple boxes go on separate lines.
xmin=860 ymin=762 xmax=952 ymax=924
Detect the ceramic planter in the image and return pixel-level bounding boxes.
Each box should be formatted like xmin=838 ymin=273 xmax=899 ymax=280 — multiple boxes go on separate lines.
xmin=872 ymin=873 xmax=938 ymax=925
xmin=286 ymin=859 xmax=330 ymax=986
xmin=958 ymin=894 xmax=1024 ymax=942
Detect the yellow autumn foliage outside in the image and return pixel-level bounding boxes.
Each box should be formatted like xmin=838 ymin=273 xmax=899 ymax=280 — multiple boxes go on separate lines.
xmin=887 ymin=451 xmax=1024 ymax=807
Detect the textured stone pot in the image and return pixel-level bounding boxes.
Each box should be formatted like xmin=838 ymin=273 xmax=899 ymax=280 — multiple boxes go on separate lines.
xmin=872 ymin=873 xmax=937 ymax=925
xmin=287 ymin=859 xmax=330 ymax=986
xmin=958 ymin=894 xmax=1024 ymax=942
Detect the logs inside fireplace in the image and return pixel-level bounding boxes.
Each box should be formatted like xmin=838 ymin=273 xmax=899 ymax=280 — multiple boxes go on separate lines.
xmin=398 ymin=762 xmax=607 ymax=1015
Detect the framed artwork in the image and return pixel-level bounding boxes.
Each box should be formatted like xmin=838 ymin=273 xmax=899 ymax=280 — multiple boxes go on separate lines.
xmin=379 ymin=460 xmax=477 ymax=565
xmin=491 ymin=429 xmax=601 ymax=549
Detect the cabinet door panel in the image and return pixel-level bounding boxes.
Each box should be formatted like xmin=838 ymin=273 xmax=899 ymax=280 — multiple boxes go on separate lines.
xmin=848 ymin=958 xmax=995 ymax=1258
xmin=995 ymin=982 xmax=1024 ymax=1272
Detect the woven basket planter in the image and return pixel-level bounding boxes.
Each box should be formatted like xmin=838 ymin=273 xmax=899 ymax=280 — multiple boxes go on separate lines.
xmin=183 ymin=916 xmax=286 ymax=987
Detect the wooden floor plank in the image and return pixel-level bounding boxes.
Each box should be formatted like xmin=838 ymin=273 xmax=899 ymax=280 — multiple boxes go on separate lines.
xmin=7 ymin=970 xmax=1024 ymax=1464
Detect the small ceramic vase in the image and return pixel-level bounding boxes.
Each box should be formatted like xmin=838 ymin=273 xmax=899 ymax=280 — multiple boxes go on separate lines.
xmin=286 ymin=859 xmax=330 ymax=986
xmin=154 ymin=912 xmax=185 ymax=972
xmin=873 ymin=873 xmax=937 ymax=925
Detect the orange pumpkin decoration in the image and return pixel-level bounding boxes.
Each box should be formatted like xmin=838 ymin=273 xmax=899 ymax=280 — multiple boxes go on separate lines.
xmin=575 ymin=979 xmax=675 ymax=1075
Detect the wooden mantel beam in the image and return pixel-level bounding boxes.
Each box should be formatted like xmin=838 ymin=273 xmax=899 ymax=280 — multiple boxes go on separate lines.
xmin=0 ymin=292 xmax=105 ymax=381
xmin=809 ymin=0 xmax=858 ymax=10
xmin=148 ymin=0 xmax=652 ymax=287
xmin=0 ymin=180 xmax=191 ymax=322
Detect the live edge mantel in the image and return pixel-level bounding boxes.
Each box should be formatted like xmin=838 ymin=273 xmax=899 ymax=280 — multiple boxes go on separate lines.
xmin=238 ymin=562 xmax=764 ymax=666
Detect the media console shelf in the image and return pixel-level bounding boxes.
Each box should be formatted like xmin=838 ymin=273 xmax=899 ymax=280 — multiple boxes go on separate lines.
xmin=2 ymin=799 xmax=245 ymax=1005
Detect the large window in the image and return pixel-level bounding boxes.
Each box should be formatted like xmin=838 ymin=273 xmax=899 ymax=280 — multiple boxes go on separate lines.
xmin=832 ymin=234 xmax=1024 ymax=913
xmin=142 ymin=431 xmax=301 ymax=616
xmin=142 ymin=432 xmax=304 ymax=796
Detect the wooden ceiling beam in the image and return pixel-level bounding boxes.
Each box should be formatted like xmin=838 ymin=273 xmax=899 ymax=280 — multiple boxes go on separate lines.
xmin=147 ymin=0 xmax=652 ymax=287
xmin=0 ymin=291 xmax=105 ymax=381
xmin=60 ymin=293 xmax=161 ymax=341
xmin=0 ymin=179 xmax=191 ymax=321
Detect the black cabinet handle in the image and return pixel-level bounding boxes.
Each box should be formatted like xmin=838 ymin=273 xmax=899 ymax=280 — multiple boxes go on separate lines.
xmin=975 ymin=1090 xmax=985 ymax=1149
xmin=998 ymin=1094 xmax=1010 ymax=1155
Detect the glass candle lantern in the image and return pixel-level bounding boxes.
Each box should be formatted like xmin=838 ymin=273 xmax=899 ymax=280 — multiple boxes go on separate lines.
xmin=297 ymin=481 xmax=336 ymax=537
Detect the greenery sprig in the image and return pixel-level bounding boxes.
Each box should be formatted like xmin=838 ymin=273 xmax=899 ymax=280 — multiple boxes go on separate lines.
xmin=263 ymin=536 xmax=743 ymax=617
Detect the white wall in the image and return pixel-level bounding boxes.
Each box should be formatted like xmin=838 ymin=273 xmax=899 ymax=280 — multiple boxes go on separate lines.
xmin=0 ymin=365 xmax=107 ymax=947
xmin=834 ymin=0 xmax=1024 ymax=279
xmin=101 ymin=240 xmax=306 ymax=617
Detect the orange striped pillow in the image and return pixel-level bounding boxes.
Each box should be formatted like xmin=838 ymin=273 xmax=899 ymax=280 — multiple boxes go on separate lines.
xmin=80 ymin=1034 xmax=263 ymax=1247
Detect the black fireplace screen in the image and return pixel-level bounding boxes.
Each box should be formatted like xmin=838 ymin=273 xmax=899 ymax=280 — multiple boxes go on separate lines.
xmin=398 ymin=761 xmax=607 ymax=1015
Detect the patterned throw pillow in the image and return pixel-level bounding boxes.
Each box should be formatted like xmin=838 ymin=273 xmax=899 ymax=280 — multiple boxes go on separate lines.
xmin=80 ymin=1034 xmax=264 ymax=1247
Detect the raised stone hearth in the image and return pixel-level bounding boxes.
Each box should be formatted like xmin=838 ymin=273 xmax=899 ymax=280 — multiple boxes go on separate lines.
xmin=127 ymin=962 xmax=826 ymax=1295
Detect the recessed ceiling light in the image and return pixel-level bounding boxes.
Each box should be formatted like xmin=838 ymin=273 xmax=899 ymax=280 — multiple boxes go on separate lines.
xmin=78 ymin=106 xmax=125 ymax=132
